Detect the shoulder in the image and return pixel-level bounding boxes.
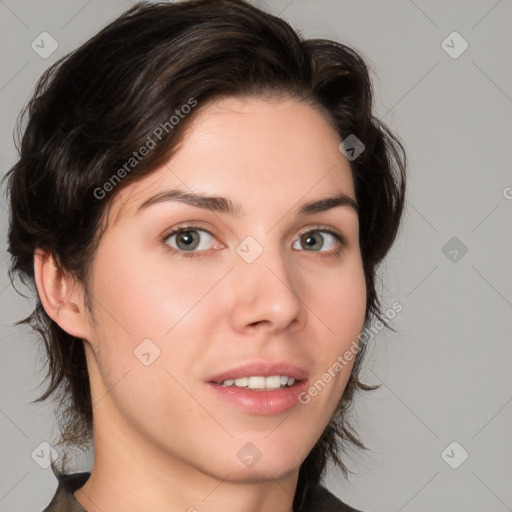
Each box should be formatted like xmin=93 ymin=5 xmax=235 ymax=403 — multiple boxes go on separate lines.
xmin=41 ymin=472 xmax=90 ymax=512
xmin=301 ymin=481 xmax=365 ymax=512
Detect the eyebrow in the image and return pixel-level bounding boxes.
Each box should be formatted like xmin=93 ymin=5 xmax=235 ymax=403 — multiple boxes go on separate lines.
xmin=137 ymin=189 xmax=358 ymax=216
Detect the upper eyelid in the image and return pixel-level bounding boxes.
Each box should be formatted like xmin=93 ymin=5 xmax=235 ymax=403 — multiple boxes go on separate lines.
xmin=162 ymin=223 xmax=346 ymax=244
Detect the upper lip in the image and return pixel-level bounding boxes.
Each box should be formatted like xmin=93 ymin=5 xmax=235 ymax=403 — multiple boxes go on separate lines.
xmin=206 ymin=361 xmax=309 ymax=384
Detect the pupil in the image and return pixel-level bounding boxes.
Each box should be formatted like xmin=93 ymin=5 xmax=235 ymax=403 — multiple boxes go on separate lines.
xmin=178 ymin=231 xmax=197 ymax=249
xmin=302 ymin=231 xmax=322 ymax=251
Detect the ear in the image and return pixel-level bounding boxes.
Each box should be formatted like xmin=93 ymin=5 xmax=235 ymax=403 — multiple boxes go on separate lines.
xmin=33 ymin=247 xmax=91 ymax=341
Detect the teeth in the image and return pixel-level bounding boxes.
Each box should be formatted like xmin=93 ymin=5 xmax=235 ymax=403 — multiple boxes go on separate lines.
xmin=219 ymin=375 xmax=296 ymax=389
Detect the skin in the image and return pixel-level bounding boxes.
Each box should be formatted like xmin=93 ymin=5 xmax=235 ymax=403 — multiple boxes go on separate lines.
xmin=34 ymin=95 xmax=367 ymax=512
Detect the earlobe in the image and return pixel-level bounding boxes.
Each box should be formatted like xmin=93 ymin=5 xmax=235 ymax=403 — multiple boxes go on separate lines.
xmin=33 ymin=248 xmax=90 ymax=340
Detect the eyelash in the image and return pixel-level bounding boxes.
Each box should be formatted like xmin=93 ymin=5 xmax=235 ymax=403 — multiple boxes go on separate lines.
xmin=161 ymin=223 xmax=347 ymax=259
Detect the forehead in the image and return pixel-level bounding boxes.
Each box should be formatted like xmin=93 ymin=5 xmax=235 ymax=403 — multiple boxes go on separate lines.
xmin=106 ymin=95 xmax=353 ymax=224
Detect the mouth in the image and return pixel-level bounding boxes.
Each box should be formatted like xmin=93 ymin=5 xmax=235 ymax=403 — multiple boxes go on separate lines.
xmin=209 ymin=375 xmax=301 ymax=391
xmin=206 ymin=360 xmax=309 ymax=387
xmin=205 ymin=361 xmax=309 ymax=415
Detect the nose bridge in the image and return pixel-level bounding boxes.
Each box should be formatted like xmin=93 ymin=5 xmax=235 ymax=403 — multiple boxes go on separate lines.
xmin=236 ymin=229 xmax=290 ymax=283
xmin=228 ymin=229 xmax=305 ymax=332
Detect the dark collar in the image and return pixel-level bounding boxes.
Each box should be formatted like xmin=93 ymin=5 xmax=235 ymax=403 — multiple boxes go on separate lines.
xmin=42 ymin=472 xmax=363 ymax=512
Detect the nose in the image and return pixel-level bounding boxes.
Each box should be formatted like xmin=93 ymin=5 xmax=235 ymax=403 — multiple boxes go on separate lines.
xmin=226 ymin=239 xmax=306 ymax=336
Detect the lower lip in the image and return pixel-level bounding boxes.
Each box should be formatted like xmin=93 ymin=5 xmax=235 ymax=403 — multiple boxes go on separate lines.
xmin=207 ymin=380 xmax=308 ymax=415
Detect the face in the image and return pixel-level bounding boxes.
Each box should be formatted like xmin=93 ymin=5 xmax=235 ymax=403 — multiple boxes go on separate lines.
xmin=81 ymin=95 xmax=366 ymax=483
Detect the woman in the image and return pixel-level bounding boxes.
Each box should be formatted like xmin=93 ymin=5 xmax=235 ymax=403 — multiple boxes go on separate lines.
xmin=5 ymin=1 xmax=406 ymax=510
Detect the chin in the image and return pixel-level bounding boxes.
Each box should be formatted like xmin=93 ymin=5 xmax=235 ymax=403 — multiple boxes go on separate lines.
xmin=223 ymin=463 xmax=299 ymax=484
xmin=222 ymin=449 xmax=304 ymax=483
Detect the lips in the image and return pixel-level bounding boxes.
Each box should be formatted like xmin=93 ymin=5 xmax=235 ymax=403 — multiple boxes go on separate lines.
xmin=206 ymin=361 xmax=309 ymax=384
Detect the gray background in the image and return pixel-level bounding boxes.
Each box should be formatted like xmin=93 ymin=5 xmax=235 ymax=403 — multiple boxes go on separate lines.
xmin=0 ymin=0 xmax=511 ymax=511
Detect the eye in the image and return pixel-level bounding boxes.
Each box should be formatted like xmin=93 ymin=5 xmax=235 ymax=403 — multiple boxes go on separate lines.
xmin=161 ymin=225 xmax=345 ymax=258
xmin=292 ymin=229 xmax=344 ymax=254
xmin=163 ymin=227 xmax=216 ymax=254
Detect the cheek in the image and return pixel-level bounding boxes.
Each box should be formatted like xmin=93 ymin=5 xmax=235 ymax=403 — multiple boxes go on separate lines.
xmin=313 ymin=256 xmax=367 ymax=344
xmin=89 ymin=239 xmax=210 ymax=340
xmin=308 ymin=254 xmax=366 ymax=395
xmin=86 ymin=240 xmax=225 ymax=391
